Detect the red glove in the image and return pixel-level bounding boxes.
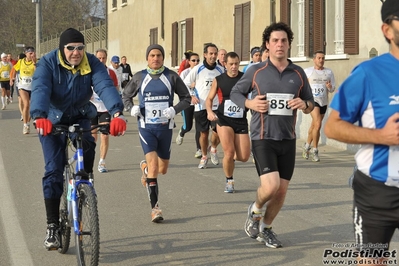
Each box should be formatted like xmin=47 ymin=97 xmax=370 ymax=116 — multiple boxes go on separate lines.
xmin=110 ymin=116 xmax=127 ymax=136
xmin=34 ymin=118 xmax=53 ymax=136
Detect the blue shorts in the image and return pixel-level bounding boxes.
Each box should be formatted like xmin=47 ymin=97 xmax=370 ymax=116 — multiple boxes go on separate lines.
xmin=139 ymin=127 xmax=173 ymax=160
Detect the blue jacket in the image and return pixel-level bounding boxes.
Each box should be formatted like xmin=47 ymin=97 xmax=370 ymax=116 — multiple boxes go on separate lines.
xmin=30 ymin=49 xmax=124 ymax=124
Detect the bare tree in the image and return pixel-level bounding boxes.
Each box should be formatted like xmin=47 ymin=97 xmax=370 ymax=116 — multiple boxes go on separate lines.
xmin=0 ymin=0 xmax=105 ymax=56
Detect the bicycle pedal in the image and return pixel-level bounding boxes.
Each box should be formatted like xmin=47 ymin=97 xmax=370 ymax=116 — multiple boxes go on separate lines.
xmin=46 ymin=247 xmax=59 ymax=251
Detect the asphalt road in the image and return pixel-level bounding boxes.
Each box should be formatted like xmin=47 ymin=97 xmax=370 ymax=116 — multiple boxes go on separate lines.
xmin=0 ymin=102 xmax=398 ymax=266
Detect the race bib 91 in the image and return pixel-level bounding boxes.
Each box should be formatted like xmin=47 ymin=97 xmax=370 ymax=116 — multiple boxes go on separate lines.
xmin=145 ymin=102 xmax=169 ymax=124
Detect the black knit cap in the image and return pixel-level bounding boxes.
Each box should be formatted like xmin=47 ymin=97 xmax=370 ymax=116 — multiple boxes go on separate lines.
xmin=146 ymin=44 xmax=165 ymax=59
xmin=381 ymin=0 xmax=399 ymax=21
xmin=59 ymin=28 xmax=85 ymax=62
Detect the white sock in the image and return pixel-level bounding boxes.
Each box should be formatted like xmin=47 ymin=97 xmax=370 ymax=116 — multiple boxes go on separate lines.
xmin=210 ymin=146 xmax=216 ymax=153
xmin=99 ymin=159 xmax=105 ymax=164
xmin=260 ymin=222 xmax=271 ymax=232
xmin=1 ymin=97 xmax=4 ymax=105
xmin=304 ymin=143 xmax=310 ymax=149
xmin=251 ymin=203 xmax=262 ymax=214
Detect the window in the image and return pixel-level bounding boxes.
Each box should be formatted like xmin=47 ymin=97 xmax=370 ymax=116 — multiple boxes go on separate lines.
xmin=112 ymin=0 xmax=117 ymax=9
xmin=270 ymin=0 xmax=277 ymax=23
xmin=171 ymin=18 xmax=193 ymax=67
xmin=280 ymin=0 xmax=358 ymax=57
xmin=150 ymin=28 xmax=158 ymax=45
xmin=121 ymin=0 xmax=127 ymax=7
xmin=234 ymin=2 xmax=251 ymax=61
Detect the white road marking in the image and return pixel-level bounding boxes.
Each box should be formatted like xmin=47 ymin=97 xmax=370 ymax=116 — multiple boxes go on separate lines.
xmin=0 ymin=150 xmax=34 ymax=265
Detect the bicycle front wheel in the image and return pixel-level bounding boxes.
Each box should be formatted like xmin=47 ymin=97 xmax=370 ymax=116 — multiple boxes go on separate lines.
xmin=58 ymin=168 xmax=71 ymax=254
xmin=75 ymin=183 xmax=100 ymax=266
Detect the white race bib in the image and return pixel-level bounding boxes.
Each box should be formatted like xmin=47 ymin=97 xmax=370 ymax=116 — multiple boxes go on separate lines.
xmin=267 ymin=93 xmax=294 ymax=116
xmin=312 ymin=84 xmax=326 ymax=99
xmin=20 ymin=77 xmax=32 ymax=85
xmin=145 ymin=102 xmax=169 ymax=124
xmin=1 ymin=71 xmax=9 ymax=79
xmin=223 ymin=100 xmax=244 ymax=118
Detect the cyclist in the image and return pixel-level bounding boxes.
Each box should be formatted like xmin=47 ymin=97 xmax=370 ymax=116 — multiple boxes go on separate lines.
xmin=30 ymin=28 xmax=127 ymax=250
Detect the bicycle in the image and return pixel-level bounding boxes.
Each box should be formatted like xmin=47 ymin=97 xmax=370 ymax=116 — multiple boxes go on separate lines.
xmin=55 ymin=123 xmax=109 ymax=266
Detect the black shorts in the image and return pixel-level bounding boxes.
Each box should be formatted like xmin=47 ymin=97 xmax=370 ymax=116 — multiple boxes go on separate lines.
xmin=252 ymin=139 xmax=296 ymax=181
xmin=216 ymin=114 xmax=248 ymax=134
xmin=0 ymin=81 xmax=10 ymax=90
xmin=194 ymin=110 xmax=217 ymax=132
xmin=18 ymin=89 xmax=31 ymax=98
xmin=352 ymin=170 xmax=399 ymax=251
xmin=314 ymin=102 xmax=327 ymax=115
xmin=91 ymin=112 xmax=111 ymax=126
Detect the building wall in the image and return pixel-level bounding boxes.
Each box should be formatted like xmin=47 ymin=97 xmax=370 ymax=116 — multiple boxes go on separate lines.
xmin=108 ymin=0 xmax=389 ymax=152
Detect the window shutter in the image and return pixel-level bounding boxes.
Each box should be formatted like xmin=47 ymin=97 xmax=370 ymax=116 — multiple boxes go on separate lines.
xmin=186 ymin=18 xmax=193 ymax=52
xmin=305 ymin=0 xmax=310 ymax=56
xmin=242 ymin=2 xmax=251 ymax=61
xmin=234 ymin=4 xmax=243 ymax=59
xmin=171 ymin=22 xmax=178 ymax=66
xmin=150 ymin=28 xmax=158 ymax=45
xmin=344 ymin=0 xmax=359 ymax=54
xmin=313 ymin=0 xmax=324 ymax=53
xmin=280 ymin=0 xmax=290 ymax=25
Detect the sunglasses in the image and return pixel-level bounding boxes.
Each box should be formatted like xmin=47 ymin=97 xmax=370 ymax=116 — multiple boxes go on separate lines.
xmin=64 ymin=45 xmax=85 ymax=51
xmin=190 ymin=59 xmax=200 ymax=62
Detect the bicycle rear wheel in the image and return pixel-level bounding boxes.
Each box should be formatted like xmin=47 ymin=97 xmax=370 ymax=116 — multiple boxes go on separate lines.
xmin=75 ymin=183 xmax=100 ymax=266
xmin=58 ymin=168 xmax=71 ymax=254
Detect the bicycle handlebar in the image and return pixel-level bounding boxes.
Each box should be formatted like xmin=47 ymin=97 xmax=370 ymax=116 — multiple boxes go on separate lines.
xmin=52 ymin=124 xmax=110 ymax=135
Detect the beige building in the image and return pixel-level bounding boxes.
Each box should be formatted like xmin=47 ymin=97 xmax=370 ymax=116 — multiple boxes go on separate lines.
xmin=107 ymin=0 xmax=388 ymax=152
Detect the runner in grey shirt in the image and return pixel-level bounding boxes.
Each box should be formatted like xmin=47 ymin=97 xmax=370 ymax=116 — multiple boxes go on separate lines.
xmin=230 ymin=22 xmax=314 ymax=248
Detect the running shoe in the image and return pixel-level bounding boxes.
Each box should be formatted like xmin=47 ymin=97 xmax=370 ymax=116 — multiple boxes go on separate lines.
xmin=175 ymin=129 xmax=184 ymax=145
xmin=140 ymin=160 xmax=148 ymax=187
xmin=23 ymin=125 xmax=30 ymax=134
xmin=198 ymin=156 xmax=208 ymax=169
xmin=302 ymin=143 xmax=311 ymax=160
xmin=244 ymin=202 xmax=262 ymax=239
xmin=43 ymin=223 xmax=61 ymax=250
xmin=9 ymin=97 xmax=12 ymax=103
xmin=257 ymin=227 xmax=283 ymax=248
xmin=6 ymin=98 xmax=10 ymax=105
xmin=98 ymin=163 xmax=108 ymax=173
xmin=311 ymin=149 xmax=320 ymax=162
xmin=224 ymin=179 xmax=235 ymax=193
xmin=209 ymin=146 xmax=219 ymax=165
xmin=151 ymin=206 xmax=164 ymax=223
xmin=1 ymin=105 xmax=5 ymax=110
xmin=20 ymin=116 xmax=23 ymax=121
xmin=194 ymin=149 xmax=202 ymax=158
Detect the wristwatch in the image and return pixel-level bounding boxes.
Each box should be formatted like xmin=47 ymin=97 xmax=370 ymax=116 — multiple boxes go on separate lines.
xmin=113 ymin=112 xmax=123 ymax=118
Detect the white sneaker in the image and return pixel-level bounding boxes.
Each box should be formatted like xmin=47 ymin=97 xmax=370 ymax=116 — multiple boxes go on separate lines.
xmin=1 ymin=106 xmax=5 ymax=110
xmin=209 ymin=146 xmax=219 ymax=165
xmin=302 ymin=143 xmax=311 ymax=160
xmin=23 ymin=125 xmax=30 ymax=134
xmin=312 ymin=149 xmax=320 ymax=162
xmin=198 ymin=157 xmax=208 ymax=169
xmin=175 ymin=129 xmax=184 ymax=145
xmin=194 ymin=149 xmax=202 ymax=158
xmin=98 ymin=163 xmax=108 ymax=173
